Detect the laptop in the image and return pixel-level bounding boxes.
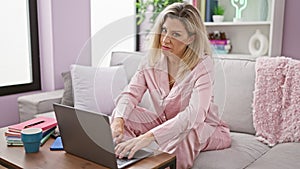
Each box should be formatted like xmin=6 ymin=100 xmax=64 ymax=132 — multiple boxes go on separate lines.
xmin=53 ymin=103 xmax=153 ymax=169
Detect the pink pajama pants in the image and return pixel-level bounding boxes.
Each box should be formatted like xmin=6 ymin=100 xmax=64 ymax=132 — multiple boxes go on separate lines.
xmin=120 ymin=106 xmax=231 ymax=169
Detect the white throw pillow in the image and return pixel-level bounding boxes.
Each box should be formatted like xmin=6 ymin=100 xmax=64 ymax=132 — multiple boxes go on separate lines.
xmin=70 ymin=65 xmax=128 ymax=115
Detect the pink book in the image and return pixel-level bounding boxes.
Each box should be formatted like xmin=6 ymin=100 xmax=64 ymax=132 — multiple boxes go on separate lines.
xmin=7 ymin=117 xmax=57 ymax=133
xmin=4 ymin=130 xmax=22 ymax=137
xmin=5 ymin=126 xmax=56 ymax=138
xmin=209 ymin=40 xmax=230 ymax=45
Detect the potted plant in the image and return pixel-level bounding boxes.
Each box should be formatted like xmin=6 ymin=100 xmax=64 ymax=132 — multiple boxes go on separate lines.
xmin=136 ymin=0 xmax=183 ymax=25
xmin=136 ymin=0 xmax=183 ymax=51
xmin=212 ymin=5 xmax=225 ymax=22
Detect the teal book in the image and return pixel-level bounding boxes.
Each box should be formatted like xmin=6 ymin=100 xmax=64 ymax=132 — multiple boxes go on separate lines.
xmin=205 ymin=0 xmax=218 ymax=22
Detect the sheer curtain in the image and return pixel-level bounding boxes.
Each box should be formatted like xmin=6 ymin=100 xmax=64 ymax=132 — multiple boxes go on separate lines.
xmin=0 ymin=1 xmax=32 ymax=87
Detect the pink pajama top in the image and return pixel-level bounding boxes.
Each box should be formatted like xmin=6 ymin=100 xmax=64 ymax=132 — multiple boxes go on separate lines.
xmin=113 ymin=54 xmax=230 ymax=154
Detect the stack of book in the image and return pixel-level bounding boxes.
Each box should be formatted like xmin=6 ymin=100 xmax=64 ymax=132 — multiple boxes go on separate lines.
xmin=4 ymin=117 xmax=57 ymax=146
xmin=210 ymin=39 xmax=232 ymax=54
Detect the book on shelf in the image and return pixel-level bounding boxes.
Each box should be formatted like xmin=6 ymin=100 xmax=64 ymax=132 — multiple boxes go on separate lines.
xmin=210 ymin=39 xmax=232 ymax=54
xmin=209 ymin=39 xmax=230 ymax=45
xmin=189 ymin=0 xmax=206 ymax=21
xmin=211 ymin=44 xmax=231 ymax=54
xmin=211 ymin=44 xmax=231 ymax=50
xmin=205 ymin=0 xmax=218 ymax=22
xmin=192 ymin=0 xmax=198 ymax=7
xmin=193 ymin=0 xmax=206 ymax=21
xmin=7 ymin=117 xmax=57 ymax=133
xmin=200 ymin=0 xmax=206 ymax=21
xmin=213 ymin=49 xmax=230 ymax=54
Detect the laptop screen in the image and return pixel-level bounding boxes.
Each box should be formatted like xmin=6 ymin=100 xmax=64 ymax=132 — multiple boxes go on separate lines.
xmin=53 ymin=103 xmax=153 ymax=169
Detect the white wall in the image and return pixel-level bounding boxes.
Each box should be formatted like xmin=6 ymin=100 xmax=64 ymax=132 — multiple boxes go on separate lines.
xmin=91 ymin=0 xmax=136 ymax=67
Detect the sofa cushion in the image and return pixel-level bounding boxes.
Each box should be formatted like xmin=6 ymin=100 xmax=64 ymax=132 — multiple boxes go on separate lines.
xmin=192 ymin=132 xmax=270 ymax=169
xmin=213 ymin=56 xmax=256 ymax=134
xmin=34 ymin=111 xmax=56 ymax=119
xmin=70 ymin=64 xmax=128 ymax=115
xmin=246 ymin=143 xmax=300 ymax=169
xmin=18 ymin=90 xmax=64 ymax=122
xmin=61 ymin=71 xmax=74 ymax=107
xmin=253 ymin=57 xmax=300 ymax=146
xmin=110 ymin=51 xmax=155 ymax=111
xmin=110 ymin=51 xmax=144 ymax=81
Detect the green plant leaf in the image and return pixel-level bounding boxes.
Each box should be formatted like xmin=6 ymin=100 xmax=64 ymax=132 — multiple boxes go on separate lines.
xmin=136 ymin=0 xmax=183 ymax=25
xmin=213 ymin=5 xmax=225 ymax=15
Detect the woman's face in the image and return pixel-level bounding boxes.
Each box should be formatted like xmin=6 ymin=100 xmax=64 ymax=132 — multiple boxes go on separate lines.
xmin=160 ymin=17 xmax=194 ymax=58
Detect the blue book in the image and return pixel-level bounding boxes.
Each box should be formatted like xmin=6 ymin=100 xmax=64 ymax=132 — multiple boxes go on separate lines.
xmin=205 ymin=0 xmax=218 ymax=22
xmin=50 ymin=136 xmax=64 ymax=151
xmin=211 ymin=44 xmax=231 ymax=50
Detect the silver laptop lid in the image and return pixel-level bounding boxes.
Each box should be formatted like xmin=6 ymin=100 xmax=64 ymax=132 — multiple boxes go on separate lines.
xmin=53 ymin=103 xmax=118 ymax=169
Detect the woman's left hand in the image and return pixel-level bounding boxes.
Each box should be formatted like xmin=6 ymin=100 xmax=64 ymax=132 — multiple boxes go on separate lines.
xmin=115 ymin=132 xmax=155 ymax=159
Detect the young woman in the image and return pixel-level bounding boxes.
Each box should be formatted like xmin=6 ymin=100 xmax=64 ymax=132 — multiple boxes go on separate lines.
xmin=111 ymin=2 xmax=231 ymax=168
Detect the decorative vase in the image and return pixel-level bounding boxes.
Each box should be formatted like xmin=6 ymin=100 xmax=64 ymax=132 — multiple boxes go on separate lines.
xmin=248 ymin=29 xmax=269 ymax=56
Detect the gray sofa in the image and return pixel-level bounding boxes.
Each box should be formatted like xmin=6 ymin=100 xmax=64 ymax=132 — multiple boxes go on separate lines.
xmin=18 ymin=51 xmax=300 ymax=169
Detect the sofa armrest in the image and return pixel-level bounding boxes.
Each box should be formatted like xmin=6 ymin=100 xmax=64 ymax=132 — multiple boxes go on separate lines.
xmin=18 ymin=89 xmax=64 ymax=122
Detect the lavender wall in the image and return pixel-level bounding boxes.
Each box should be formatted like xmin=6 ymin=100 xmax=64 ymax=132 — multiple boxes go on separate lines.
xmin=282 ymin=0 xmax=300 ymax=60
xmin=0 ymin=0 xmax=90 ymax=127
xmin=51 ymin=0 xmax=91 ymax=89
xmin=0 ymin=92 xmax=37 ymax=127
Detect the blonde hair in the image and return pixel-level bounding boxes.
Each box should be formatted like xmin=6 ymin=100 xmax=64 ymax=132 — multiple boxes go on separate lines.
xmin=146 ymin=2 xmax=212 ymax=78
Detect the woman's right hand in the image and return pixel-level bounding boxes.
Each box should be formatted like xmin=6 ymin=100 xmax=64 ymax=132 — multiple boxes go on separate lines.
xmin=111 ymin=117 xmax=125 ymax=144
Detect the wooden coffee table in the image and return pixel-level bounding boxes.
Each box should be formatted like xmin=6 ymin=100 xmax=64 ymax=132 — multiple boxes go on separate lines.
xmin=0 ymin=127 xmax=176 ymax=169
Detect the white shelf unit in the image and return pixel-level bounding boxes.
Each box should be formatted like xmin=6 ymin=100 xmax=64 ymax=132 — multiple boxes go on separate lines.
xmin=205 ymin=21 xmax=272 ymax=26
xmin=204 ymin=0 xmax=285 ymax=57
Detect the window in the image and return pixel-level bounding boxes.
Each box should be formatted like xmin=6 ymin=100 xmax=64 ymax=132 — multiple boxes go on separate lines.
xmin=0 ymin=0 xmax=41 ymax=96
xmin=90 ymin=0 xmax=135 ymax=66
